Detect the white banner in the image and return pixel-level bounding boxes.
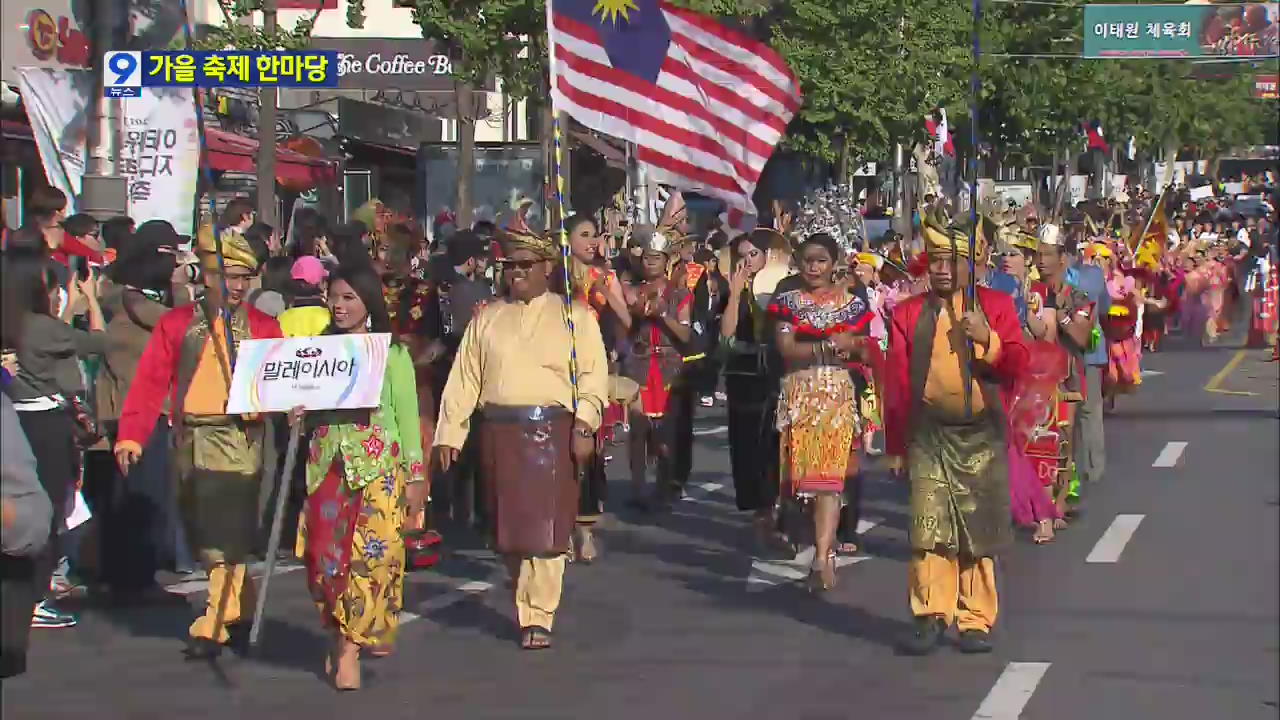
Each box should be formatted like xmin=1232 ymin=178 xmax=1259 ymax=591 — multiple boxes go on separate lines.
xmin=16 ymin=68 xmax=89 ymax=213
xmin=1189 ymin=185 xmax=1214 ymax=201
xmin=17 ymin=68 xmax=199 ymax=235
xmin=226 ymin=334 xmax=391 ymax=414
xmin=1223 ymin=182 xmax=1245 ymax=196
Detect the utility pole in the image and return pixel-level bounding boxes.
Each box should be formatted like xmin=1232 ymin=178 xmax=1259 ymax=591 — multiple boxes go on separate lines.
xmin=257 ymin=0 xmax=279 ymax=228
xmin=81 ymin=0 xmax=127 ymax=221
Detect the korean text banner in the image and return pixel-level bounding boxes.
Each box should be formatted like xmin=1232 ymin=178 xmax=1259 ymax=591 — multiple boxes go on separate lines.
xmin=226 ymin=333 xmax=390 ymax=414
xmin=18 ymin=68 xmax=199 ymax=235
xmin=103 ymin=50 xmax=339 ymax=96
xmin=1082 ymin=3 xmax=1279 ymax=59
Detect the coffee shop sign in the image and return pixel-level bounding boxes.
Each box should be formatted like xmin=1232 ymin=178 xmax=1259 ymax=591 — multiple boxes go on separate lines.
xmin=336 ymin=52 xmax=451 ymax=77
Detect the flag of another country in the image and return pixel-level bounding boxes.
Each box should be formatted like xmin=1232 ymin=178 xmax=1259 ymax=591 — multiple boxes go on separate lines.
xmin=548 ymin=0 xmax=801 ymax=230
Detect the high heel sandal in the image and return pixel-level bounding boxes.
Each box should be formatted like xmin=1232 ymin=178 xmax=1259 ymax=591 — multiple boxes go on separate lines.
xmin=806 ymin=552 xmax=837 ymax=593
xmin=333 ymin=641 xmax=361 ymax=691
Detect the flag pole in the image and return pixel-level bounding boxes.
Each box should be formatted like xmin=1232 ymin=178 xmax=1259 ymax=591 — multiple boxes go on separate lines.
xmin=178 ymin=0 xmax=235 ymax=367
xmin=545 ymin=0 xmax=580 ymax=416
xmin=1132 ymin=182 xmax=1170 ymax=253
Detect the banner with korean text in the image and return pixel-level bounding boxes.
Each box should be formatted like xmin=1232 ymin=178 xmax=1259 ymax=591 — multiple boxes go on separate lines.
xmin=1083 ymin=3 xmax=1278 ymax=59
xmin=226 ymin=333 xmax=391 ymax=414
xmin=17 ymin=68 xmax=199 ymax=235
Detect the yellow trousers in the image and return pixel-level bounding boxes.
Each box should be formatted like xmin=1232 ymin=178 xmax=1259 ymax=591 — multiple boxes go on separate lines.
xmin=908 ymin=549 xmax=998 ymax=632
xmin=189 ymin=558 xmax=255 ymax=644
xmin=503 ymin=554 xmax=565 ymax=630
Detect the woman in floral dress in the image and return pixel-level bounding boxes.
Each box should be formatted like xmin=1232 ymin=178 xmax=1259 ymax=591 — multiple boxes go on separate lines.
xmin=769 ymin=234 xmax=872 ymax=592
xmin=293 ymin=263 xmax=426 ymax=691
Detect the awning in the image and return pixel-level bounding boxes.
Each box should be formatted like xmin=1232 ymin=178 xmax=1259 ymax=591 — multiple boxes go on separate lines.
xmin=204 ymin=127 xmax=337 ymax=189
xmin=2 ymin=119 xmax=33 ymax=142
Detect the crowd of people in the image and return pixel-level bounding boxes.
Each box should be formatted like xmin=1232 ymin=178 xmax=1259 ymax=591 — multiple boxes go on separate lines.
xmin=0 ymin=178 xmax=1276 ymax=688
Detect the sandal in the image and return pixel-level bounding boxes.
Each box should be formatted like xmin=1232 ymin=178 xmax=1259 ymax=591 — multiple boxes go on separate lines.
xmin=806 ymin=552 xmax=837 ymax=593
xmin=520 ymin=626 xmax=553 ymax=650
xmin=1033 ymin=519 xmax=1055 ymax=544
xmin=836 ymin=541 xmax=859 ymax=555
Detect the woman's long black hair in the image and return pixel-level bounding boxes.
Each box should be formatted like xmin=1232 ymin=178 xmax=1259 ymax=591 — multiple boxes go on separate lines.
xmin=325 ymin=260 xmax=397 ymax=344
xmin=2 ymin=247 xmax=58 ymax=317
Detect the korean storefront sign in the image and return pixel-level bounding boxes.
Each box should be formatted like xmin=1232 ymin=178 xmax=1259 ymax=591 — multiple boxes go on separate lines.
xmin=1082 ymin=3 xmax=1279 ymax=59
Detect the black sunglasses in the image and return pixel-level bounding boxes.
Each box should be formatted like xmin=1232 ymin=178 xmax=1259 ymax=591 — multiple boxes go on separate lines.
xmin=496 ymin=259 xmax=542 ymax=271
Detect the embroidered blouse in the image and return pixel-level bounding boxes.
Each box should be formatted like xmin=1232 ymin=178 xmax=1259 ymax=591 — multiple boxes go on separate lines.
xmin=306 ymin=343 xmax=426 ymax=493
xmin=767 ymin=288 xmax=872 ymax=339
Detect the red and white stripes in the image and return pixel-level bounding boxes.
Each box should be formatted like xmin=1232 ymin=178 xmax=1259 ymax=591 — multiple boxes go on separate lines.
xmin=549 ymin=0 xmax=800 ymax=230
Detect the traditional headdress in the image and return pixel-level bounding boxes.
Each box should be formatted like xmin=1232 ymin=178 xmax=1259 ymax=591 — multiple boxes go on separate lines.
xmin=196 ymin=224 xmax=259 ymax=272
xmin=1038 ymin=222 xmax=1063 ymax=248
xmin=922 ymin=214 xmax=982 ymax=259
xmin=493 ymin=194 xmax=557 ymax=261
xmin=497 ymin=227 xmax=558 ymax=261
xmin=854 ymin=252 xmax=884 ymax=271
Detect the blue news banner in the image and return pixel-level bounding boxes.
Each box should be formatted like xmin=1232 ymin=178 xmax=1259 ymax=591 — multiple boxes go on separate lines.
xmin=103 ymin=50 xmax=339 ymax=97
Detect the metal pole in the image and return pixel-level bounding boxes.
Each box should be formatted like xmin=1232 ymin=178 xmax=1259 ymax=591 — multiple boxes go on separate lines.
xmin=248 ymin=422 xmax=302 ymax=651
xmin=177 ymin=0 xmax=236 ymax=367
xmin=962 ymin=0 xmax=982 ymax=418
xmin=258 ymin=0 xmax=279 ymax=228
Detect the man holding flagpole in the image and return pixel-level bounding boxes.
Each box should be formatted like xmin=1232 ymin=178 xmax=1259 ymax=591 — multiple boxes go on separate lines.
xmin=114 ymin=230 xmax=281 ymax=658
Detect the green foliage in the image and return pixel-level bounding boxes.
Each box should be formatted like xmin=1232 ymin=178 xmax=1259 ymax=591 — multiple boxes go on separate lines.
xmin=195 ymin=0 xmax=325 ymax=51
xmin=769 ymin=0 xmax=970 ymax=163
xmin=981 ymin=0 xmax=1271 ymax=164
xmin=409 ymin=0 xmax=546 ymax=102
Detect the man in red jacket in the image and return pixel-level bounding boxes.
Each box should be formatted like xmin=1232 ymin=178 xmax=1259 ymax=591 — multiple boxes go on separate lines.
xmin=884 ymin=216 xmax=1029 ymax=656
xmin=114 ymin=228 xmax=281 ymax=658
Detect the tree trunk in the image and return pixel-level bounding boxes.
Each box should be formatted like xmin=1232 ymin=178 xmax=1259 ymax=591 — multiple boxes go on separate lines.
xmin=455 ymin=79 xmax=476 ymax=229
xmin=1051 ymin=144 xmax=1071 ymax=221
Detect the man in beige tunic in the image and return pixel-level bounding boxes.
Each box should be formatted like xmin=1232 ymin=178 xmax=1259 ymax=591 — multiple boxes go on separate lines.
xmin=434 ymin=229 xmax=608 ymax=650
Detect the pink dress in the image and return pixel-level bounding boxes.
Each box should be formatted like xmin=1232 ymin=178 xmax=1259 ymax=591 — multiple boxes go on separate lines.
xmin=1105 ymin=272 xmax=1142 ymax=393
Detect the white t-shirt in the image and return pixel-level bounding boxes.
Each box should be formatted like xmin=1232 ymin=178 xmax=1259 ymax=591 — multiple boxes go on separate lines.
xmin=1236 ymin=227 xmax=1251 ymax=247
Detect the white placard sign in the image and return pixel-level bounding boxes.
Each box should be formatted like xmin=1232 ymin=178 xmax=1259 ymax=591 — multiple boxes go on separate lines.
xmin=1189 ymin=186 xmax=1214 ymax=201
xmin=225 ymin=334 xmax=391 ymax=414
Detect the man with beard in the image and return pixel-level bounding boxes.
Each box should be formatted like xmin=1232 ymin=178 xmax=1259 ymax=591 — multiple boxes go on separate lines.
xmin=433 ymin=229 xmax=608 ymax=650
xmin=113 ymin=230 xmax=281 ymax=658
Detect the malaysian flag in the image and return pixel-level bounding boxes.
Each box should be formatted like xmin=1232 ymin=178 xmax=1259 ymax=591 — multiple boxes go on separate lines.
xmin=548 ymin=0 xmax=801 ymax=230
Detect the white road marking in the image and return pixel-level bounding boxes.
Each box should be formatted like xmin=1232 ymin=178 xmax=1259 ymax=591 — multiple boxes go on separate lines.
xmin=164 ymin=561 xmax=303 ymax=596
xmin=1086 ymin=514 xmax=1145 ymax=563
xmin=692 ymin=425 xmax=728 ymax=437
xmin=1152 ymin=441 xmax=1187 ymax=468
xmin=746 ymin=518 xmax=881 ymax=591
xmin=971 ymin=662 xmax=1051 ymax=719
xmin=682 ymin=481 xmax=727 ymax=505
xmin=401 ymin=578 xmax=497 ymax=625
xmin=1140 ymin=369 xmax=1165 ymax=378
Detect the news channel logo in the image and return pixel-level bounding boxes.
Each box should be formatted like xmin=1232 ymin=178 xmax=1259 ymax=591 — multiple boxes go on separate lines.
xmin=103 ymin=50 xmax=339 ymax=97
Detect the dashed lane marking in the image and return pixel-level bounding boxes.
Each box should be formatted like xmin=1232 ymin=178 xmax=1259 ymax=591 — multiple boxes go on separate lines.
xmin=691 ymin=425 xmax=728 ymax=437
xmin=164 ymin=561 xmax=303 ymax=596
xmin=1151 ymin=441 xmax=1188 ymax=468
xmin=1085 ymin=514 xmax=1145 ymax=563
xmin=746 ymin=518 xmax=881 ymax=591
xmin=971 ymin=662 xmax=1051 ymax=719
xmin=401 ymin=576 xmax=499 ymax=625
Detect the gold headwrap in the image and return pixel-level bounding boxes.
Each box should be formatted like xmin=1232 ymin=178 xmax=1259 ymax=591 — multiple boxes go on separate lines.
xmin=498 ymin=228 xmax=558 ymax=261
xmin=1012 ymin=231 xmax=1039 ymax=252
xmin=922 ymin=215 xmax=982 ymax=259
xmin=854 ymin=252 xmax=884 ymax=270
xmin=196 ymin=224 xmax=259 ymax=272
